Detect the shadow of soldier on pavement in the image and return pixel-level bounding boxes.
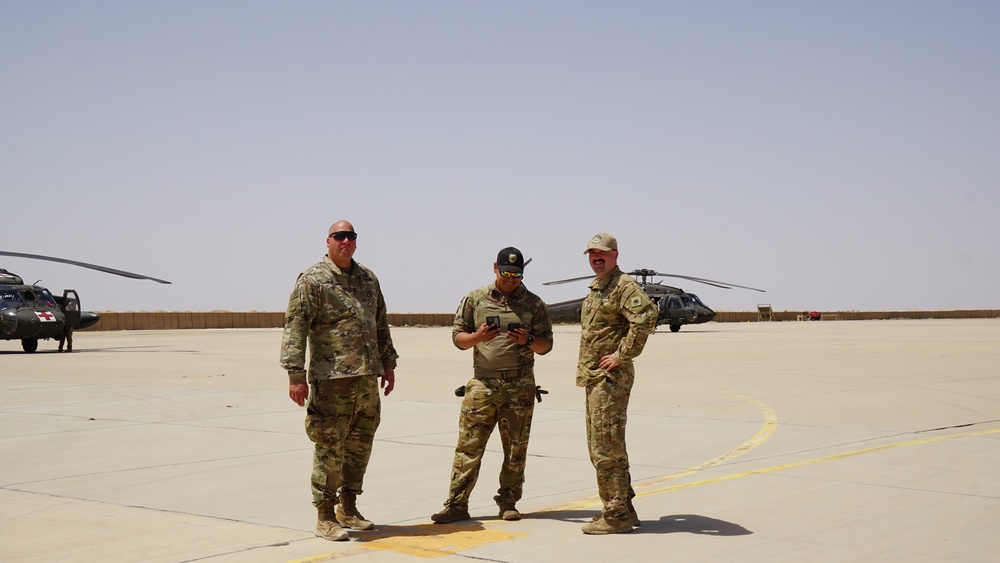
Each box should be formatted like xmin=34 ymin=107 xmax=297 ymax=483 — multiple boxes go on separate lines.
xmin=354 ymin=520 xmax=487 ymax=541
xmin=650 ymin=514 xmax=752 ymax=536
xmin=532 ymin=509 xmax=751 ymax=536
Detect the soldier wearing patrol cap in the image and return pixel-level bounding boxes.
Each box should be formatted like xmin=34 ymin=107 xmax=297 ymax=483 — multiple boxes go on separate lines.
xmin=577 ymin=232 xmax=657 ymax=535
xmin=431 ymin=246 xmax=554 ymax=524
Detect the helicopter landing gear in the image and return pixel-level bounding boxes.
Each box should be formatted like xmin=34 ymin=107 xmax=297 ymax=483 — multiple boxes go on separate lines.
xmin=21 ymin=338 xmax=39 ymax=353
xmin=669 ymin=324 xmax=681 ymax=333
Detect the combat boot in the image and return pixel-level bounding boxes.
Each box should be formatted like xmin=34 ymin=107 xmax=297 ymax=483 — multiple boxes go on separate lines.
xmin=498 ymin=501 xmax=521 ymax=521
xmin=592 ymin=509 xmax=640 ymax=527
xmin=336 ymin=492 xmax=375 ymax=531
xmin=316 ymin=503 xmax=349 ymax=541
xmin=431 ymin=503 xmax=471 ymax=524
xmin=582 ymin=516 xmax=634 ymax=535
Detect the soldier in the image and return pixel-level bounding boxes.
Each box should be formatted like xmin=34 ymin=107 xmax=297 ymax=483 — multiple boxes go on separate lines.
xmin=57 ymin=325 xmax=73 ymax=352
xmin=280 ymin=220 xmax=399 ymax=542
xmin=577 ymin=232 xmax=657 ymax=535
xmin=431 ymin=247 xmax=553 ymax=524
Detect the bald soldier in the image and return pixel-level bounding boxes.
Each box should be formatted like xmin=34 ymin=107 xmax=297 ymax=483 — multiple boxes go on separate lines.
xmin=280 ymin=220 xmax=399 ymax=542
xmin=577 ymin=232 xmax=657 ymax=535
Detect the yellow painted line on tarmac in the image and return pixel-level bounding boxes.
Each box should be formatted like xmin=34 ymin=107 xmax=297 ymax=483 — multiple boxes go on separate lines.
xmin=362 ymin=526 xmax=527 ymax=558
xmin=636 ymin=426 xmax=1000 ymax=497
xmin=550 ymin=394 xmax=778 ymax=512
xmin=637 ymin=395 xmax=778 ymax=488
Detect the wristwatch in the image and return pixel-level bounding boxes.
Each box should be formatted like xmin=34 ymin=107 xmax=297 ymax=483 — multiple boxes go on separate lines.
xmin=525 ymin=334 xmax=535 ymax=347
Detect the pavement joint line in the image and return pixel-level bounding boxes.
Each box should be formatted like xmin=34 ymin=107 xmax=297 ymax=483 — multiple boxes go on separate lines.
xmin=2 ymin=448 xmax=307 ymax=489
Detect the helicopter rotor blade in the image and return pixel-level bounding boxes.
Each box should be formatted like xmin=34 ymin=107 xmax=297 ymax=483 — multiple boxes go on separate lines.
xmin=0 ymin=251 xmax=172 ymax=284
xmin=542 ymin=274 xmax=595 ymax=286
xmin=645 ymin=271 xmax=765 ymax=292
xmin=544 ymin=269 xmax=765 ymax=292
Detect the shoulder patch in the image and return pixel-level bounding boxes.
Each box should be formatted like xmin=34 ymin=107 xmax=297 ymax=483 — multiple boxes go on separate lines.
xmin=630 ymin=296 xmax=642 ymax=307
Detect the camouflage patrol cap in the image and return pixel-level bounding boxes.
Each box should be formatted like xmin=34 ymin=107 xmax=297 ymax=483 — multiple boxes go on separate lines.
xmin=584 ymin=232 xmax=618 ymax=253
xmin=496 ymin=247 xmax=525 ymax=274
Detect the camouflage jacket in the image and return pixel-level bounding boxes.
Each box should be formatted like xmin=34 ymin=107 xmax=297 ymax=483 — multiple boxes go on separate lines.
xmin=280 ymin=256 xmax=398 ymax=384
xmin=576 ymin=266 xmax=657 ymax=387
xmin=453 ymin=283 xmax=553 ymax=371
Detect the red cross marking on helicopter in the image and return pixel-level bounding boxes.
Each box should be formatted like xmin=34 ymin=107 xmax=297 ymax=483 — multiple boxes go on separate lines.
xmin=36 ymin=311 xmax=56 ymax=322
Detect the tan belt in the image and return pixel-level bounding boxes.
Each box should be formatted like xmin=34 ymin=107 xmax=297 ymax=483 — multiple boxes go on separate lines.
xmin=474 ymin=368 xmax=530 ymax=380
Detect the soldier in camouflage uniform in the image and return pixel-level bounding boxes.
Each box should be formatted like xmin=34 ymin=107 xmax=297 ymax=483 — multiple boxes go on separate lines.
xmin=280 ymin=220 xmax=399 ymax=542
xmin=577 ymin=232 xmax=657 ymax=535
xmin=431 ymin=247 xmax=553 ymax=524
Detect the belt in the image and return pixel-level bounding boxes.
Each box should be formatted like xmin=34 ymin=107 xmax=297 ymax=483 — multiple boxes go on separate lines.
xmin=474 ymin=368 xmax=530 ymax=380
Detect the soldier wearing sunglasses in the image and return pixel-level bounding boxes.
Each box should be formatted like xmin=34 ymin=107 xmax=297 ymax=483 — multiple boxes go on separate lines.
xmin=280 ymin=220 xmax=399 ymax=542
xmin=431 ymin=246 xmax=553 ymax=524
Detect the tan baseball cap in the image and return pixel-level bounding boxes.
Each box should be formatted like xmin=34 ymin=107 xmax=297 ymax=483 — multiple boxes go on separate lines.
xmin=584 ymin=232 xmax=618 ymax=253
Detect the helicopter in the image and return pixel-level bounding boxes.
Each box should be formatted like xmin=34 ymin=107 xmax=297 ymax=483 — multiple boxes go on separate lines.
xmin=543 ymin=269 xmax=765 ymax=332
xmin=1 ymin=251 xmax=171 ymax=353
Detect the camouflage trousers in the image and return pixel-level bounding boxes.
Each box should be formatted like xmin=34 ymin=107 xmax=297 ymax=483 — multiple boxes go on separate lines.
xmin=304 ymin=375 xmax=381 ymax=508
xmin=443 ymin=374 xmax=536 ymax=508
xmin=585 ymin=372 xmax=636 ymax=524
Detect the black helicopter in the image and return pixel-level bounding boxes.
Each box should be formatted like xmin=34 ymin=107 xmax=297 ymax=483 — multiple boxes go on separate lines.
xmin=1 ymin=251 xmax=170 ymax=352
xmin=543 ymin=269 xmax=765 ymax=332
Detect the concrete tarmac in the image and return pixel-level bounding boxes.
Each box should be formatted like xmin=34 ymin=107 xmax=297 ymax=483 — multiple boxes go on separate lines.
xmin=2 ymin=319 xmax=999 ymax=562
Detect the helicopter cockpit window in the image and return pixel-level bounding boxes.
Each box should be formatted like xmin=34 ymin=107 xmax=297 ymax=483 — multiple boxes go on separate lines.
xmin=34 ymin=289 xmax=58 ymax=308
xmin=688 ymin=294 xmax=706 ymax=306
xmin=1 ymin=290 xmax=26 ymax=307
xmin=681 ymin=294 xmax=696 ymax=307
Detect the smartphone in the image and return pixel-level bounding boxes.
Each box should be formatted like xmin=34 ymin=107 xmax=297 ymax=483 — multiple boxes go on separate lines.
xmin=485 ymin=316 xmax=500 ymax=328
xmin=507 ymin=322 xmax=522 ymax=332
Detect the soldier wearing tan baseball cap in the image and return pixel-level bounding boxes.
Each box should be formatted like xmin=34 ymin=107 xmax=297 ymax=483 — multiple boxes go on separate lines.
xmin=584 ymin=232 xmax=618 ymax=253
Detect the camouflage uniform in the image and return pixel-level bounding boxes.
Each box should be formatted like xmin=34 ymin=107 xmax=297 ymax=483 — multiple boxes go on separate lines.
xmin=577 ymin=266 xmax=657 ymax=526
xmin=441 ymin=283 xmax=553 ymax=512
xmin=280 ymin=256 xmax=399 ymax=509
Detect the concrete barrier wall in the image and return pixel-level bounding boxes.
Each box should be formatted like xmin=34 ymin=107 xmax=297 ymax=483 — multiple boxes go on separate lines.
xmin=80 ymin=310 xmax=999 ymax=331
xmin=714 ymin=310 xmax=1000 ymax=322
xmin=83 ymin=312 xmax=454 ymax=331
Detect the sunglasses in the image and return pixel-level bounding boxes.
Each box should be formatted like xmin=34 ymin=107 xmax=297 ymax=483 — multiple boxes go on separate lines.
xmin=499 ymin=270 xmax=523 ymax=279
xmin=328 ymin=231 xmax=358 ymax=242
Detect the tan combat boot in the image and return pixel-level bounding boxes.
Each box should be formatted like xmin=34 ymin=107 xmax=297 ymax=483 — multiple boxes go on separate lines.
xmin=336 ymin=492 xmax=375 ymax=531
xmin=498 ymin=501 xmax=521 ymax=521
xmin=316 ymin=503 xmax=349 ymax=541
xmin=592 ymin=508 xmax=640 ymax=527
xmin=581 ymin=516 xmax=634 ymax=535
xmin=431 ymin=504 xmax=471 ymax=524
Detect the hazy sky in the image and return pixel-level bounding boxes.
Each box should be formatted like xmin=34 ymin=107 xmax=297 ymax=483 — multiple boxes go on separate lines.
xmin=3 ymin=1 xmax=998 ymax=314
